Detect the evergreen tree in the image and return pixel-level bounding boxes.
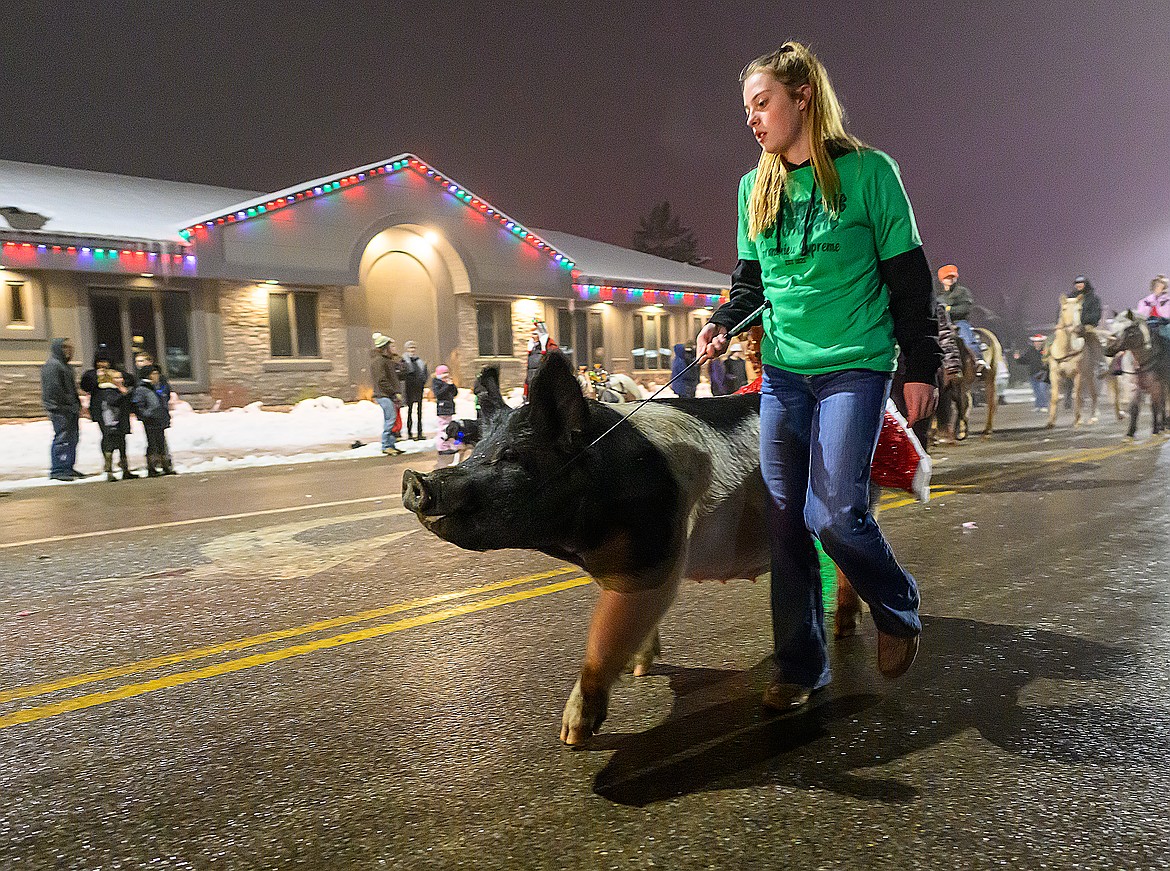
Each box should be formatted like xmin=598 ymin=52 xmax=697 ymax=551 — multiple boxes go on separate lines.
xmin=632 ymin=201 xmax=709 ymax=266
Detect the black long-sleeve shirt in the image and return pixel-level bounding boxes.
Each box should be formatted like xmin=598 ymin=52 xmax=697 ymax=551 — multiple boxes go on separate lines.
xmin=710 ymin=247 xmax=942 ymax=384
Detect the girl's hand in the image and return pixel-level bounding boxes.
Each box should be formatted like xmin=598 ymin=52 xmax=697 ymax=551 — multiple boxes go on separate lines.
xmin=696 ymin=323 xmax=729 ymax=362
xmin=902 ymin=382 xmax=938 ymax=426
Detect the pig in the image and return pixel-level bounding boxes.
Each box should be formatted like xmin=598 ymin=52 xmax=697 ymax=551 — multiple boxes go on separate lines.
xmin=402 ymin=350 xmax=770 ymax=746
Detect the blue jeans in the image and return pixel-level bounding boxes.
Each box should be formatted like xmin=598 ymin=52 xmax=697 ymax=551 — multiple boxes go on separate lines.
xmin=955 ymin=319 xmax=981 ymax=359
xmin=375 ymin=398 xmax=398 ymax=450
xmin=760 ymin=366 xmax=921 ymax=689
xmin=49 ymin=412 xmax=79 ymax=475
xmin=1030 ymin=372 xmax=1050 ymax=409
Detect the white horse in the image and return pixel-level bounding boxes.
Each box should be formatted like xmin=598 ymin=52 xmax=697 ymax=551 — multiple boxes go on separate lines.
xmin=1047 ymin=295 xmax=1102 ymax=428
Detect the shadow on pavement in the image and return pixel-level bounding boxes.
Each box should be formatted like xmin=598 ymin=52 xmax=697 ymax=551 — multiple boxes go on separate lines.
xmin=592 ymin=615 xmax=1160 ymax=807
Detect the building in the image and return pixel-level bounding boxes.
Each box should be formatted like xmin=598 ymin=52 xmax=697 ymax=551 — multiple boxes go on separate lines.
xmin=0 ymin=155 xmax=729 ymax=416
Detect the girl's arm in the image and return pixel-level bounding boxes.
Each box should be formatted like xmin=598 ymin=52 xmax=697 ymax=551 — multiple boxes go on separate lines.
xmin=879 ymin=246 xmax=942 ymax=384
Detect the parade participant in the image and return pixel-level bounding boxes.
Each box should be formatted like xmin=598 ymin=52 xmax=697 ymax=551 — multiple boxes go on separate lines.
xmin=1069 ymin=276 xmax=1102 ymax=327
xmin=400 ymin=340 xmax=429 ymax=441
xmin=41 ymin=337 xmax=83 ymax=482
xmin=523 ymin=321 xmax=558 ymax=400
xmin=937 ymin=264 xmax=985 ymax=375
xmin=371 ymin=332 xmax=404 ymax=455
xmin=1137 ymin=275 xmax=1170 ymax=347
xmin=697 ymin=41 xmax=941 ymax=712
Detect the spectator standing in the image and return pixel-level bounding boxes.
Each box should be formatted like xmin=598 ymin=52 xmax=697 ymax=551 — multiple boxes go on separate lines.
xmin=725 ymin=343 xmax=750 ymax=393
xmin=524 ymin=322 xmax=558 ymax=400
xmin=400 ymin=340 xmax=429 ymax=441
xmin=709 ymin=355 xmax=730 ymax=395
xmin=671 ymin=343 xmax=700 ymax=398
xmin=79 ymin=344 xmax=116 ymax=424
xmin=432 ymin=365 xmax=459 ymax=466
xmin=96 ymin=369 xmax=138 ymax=481
xmin=133 ymin=365 xmax=176 ymax=475
xmin=370 ymin=332 xmax=404 ymax=456
xmin=41 ymin=337 xmax=83 ymax=481
xmin=1014 ymin=334 xmax=1050 ymax=411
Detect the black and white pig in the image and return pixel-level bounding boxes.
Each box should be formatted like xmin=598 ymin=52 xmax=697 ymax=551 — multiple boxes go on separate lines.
xmin=401 ymin=351 xmax=769 ymax=745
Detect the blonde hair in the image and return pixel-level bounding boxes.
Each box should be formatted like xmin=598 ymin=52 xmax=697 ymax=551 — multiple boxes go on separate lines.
xmin=1153 ymin=274 xmax=1168 ymax=293
xmin=740 ymin=42 xmax=865 ymax=240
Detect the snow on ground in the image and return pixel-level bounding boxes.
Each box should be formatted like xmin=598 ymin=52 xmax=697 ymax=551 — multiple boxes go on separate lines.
xmin=0 ymin=382 xmax=1036 ymax=492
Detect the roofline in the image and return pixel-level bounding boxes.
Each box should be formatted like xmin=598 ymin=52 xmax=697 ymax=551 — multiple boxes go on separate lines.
xmin=178 ymin=153 xmax=577 ymax=273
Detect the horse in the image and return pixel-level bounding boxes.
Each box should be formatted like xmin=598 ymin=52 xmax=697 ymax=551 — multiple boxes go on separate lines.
xmin=1103 ymin=310 xmax=1169 ymax=438
xmin=1047 ymin=295 xmax=1103 ymax=428
xmin=936 ymin=326 xmax=1003 ymax=441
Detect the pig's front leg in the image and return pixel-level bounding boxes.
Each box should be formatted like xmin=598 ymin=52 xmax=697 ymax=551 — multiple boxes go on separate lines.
xmin=560 ymin=579 xmax=679 ymax=746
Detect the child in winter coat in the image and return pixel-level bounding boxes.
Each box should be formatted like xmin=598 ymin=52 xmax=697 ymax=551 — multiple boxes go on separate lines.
xmin=95 ymin=369 xmax=138 ymax=481
xmin=132 ymin=365 xmax=175 ymax=476
xmin=432 ymin=365 xmax=459 ymax=466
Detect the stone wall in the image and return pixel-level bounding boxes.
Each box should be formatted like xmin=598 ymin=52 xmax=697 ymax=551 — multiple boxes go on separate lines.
xmin=0 ymin=363 xmax=54 ymax=417
xmin=211 ymin=282 xmax=352 ymax=407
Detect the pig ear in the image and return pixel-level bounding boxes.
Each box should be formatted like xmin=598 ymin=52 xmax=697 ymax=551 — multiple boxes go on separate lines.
xmin=474 ymin=366 xmax=507 ymax=420
xmin=527 ymin=351 xmax=588 ymax=445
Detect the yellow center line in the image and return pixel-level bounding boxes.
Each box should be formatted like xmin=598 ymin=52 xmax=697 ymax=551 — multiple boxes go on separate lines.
xmin=0 ymin=566 xmax=578 ymax=705
xmin=0 ymin=494 xmax=405 ymax=550
xmin=0 ymin=575 xmax=594 ymax=730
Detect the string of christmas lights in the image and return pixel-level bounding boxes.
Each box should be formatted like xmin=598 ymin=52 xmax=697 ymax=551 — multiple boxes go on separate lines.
xmin=573 ymin=283 xmax=722 ymax=308
xmin=179 ymin=155 xmax=576 ymax=271
xmin=0 ymin=240 xmax=195 ymax=271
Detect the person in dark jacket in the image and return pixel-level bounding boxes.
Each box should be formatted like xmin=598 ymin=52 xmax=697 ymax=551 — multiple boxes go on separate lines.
xmin=80 ymin=344 xmax=117 ymax=424
xmin=724 ymin=343 xmax=750 ymax=393
xmin=132 ymin=365 xmax=176 ymax=476
xmin=523 ymin=322 xmax=558 ymax=401
xmin=40 ymin=337 xmax=83 ymax=481
xmin=1069 ymin=276 xmax=1102 ymax=327
xmin=708 ymin=355 xmax=730 ymax=396
xmin=371 ymin=332 xmax=404 ymax=455
xmin=399 ymin=340 xmax=429 ymax=441
xmin=95 ymin=369 xmax=138 ymax=481
xmin=670 ymin=343 xmax=700 ymax=398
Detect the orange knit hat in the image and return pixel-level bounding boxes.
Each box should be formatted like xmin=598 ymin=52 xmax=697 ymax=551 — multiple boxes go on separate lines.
xmin=938 ymin=264 xmax=959 ymax=281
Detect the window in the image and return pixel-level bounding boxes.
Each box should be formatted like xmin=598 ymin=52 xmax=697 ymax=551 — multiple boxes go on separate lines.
xmin=269 ymin=291 xmax=320 ymax=358
xmin=633 ymin=312 xmax=671 ymax=370
xmin=556 ymin=309 xmax=603 ymax=369
xmin=6 ymin=282 xmax=27 ymax=325
xmin=89 ymin=289 xmax=194 ymax=379
xmin=476 ymin=302 xmax=513 ymax=357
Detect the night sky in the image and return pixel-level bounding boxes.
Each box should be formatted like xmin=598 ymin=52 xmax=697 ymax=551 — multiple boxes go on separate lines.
xmin=3 ymin=2 xmax=1168 ymax=328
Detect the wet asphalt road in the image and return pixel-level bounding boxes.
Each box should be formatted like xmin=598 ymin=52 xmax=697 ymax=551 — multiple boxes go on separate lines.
xmin=2 ymin=401 xmax=1169 ymax=870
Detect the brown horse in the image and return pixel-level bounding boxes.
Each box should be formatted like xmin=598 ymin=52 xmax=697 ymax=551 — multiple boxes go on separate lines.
xmin=1103 ymin=310 xmax=1169 ymax=438
xmin=936 ymin=326 xmax=1002 ymax=441
xmin=1047 ymin=295 xmax=1103 ymax=428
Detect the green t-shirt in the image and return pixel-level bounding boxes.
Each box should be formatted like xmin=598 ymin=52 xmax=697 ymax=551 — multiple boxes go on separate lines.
xmin=737 ymin=148 xmax=921 ymax=374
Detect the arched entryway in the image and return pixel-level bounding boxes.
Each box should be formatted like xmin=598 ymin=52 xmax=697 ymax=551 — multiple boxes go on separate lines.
xmin=357 ymin=225 xmax=468 ymax=382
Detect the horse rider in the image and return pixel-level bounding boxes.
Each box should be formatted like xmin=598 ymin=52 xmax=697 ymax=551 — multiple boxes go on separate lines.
xmin=1138 ymin=274 xmax=1170 ymax=347
xmin=1068 ymin=275 xmax=1105 ymax=374
xmin=937 ymin=264 xmax=986 ymax=376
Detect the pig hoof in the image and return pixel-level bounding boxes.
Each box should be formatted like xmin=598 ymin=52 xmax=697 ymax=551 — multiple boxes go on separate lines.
xmin=834 ymin=605 xmax=862 ymax=638
xmin=560 ymin=680 xmax=608 ymax=747
xmin=628 ymin=631 xmax=662 ymax=677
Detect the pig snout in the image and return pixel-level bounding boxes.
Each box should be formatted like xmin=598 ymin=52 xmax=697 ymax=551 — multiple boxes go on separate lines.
xmin=402 ymin=469 xmax=436 ymax=516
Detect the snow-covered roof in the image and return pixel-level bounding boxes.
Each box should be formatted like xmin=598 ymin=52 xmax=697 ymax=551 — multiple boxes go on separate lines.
xmin=0 ymin=159 xmax=259 ymax=244
xmin=0 ymin=159 xmax=729 ymax=290
xmin=533 ymin=229 xmax=729 ymax=291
